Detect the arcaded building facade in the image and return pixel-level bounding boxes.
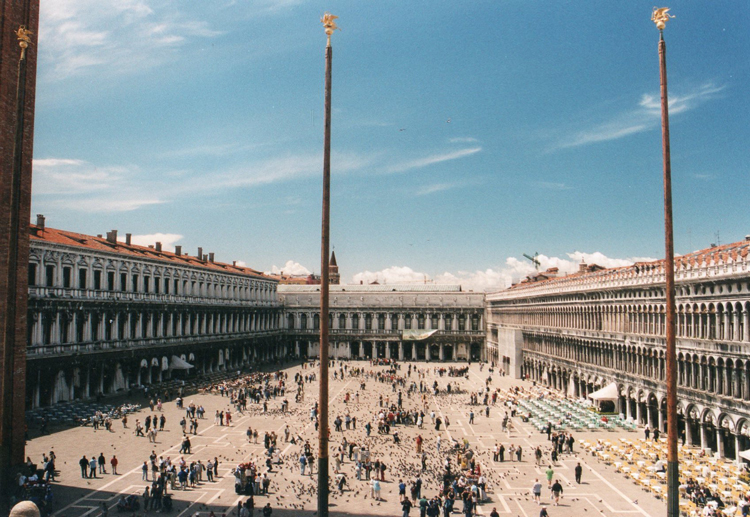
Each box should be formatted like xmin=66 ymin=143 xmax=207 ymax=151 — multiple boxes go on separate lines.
xmin=24 ymin=222 xmax=486 ymax=409
xmin=279 ymin=284 xmax=485 ymax=362
xmin=486 ymin=238 xmax=750 ymax=460
xmin=26 ymin=221 xmax=284 ymax=408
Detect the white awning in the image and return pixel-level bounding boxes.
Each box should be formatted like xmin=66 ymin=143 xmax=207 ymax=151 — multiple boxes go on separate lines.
xmin=169 ymin=355 xmax=194 ymax=370
xmin=402 ymin=330 xmax=438 ymax=341
xmin=739 ymin=449 xmax=750 ymax=461
xmin=588 ymin=382 xmax=619 ymax=401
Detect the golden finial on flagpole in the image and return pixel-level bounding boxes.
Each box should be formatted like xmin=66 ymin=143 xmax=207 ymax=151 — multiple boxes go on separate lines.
xmin=651 ymin=7 xmax=674 ymax=31
xmin=15 ymin=25 xmax=33 ymax=59
xmin=321 ymin=13 xmax=339 ymax=46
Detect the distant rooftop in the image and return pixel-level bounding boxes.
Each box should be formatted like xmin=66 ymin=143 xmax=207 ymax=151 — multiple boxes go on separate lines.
xmin=279 ymin=284 xmax=464 ymax=293
xmin=492 ymin=236 xmax=750 ymax=296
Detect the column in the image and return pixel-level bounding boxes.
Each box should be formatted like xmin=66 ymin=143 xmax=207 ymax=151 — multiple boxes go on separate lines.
xmin=725 ymin=311 xmax=731 ymax=341
xmin=735 ymin=435 xmax=742 ymax=465
xmin=85 ymin=367 xmax=91 ymax=398
xmin=726 ymin=365 xmax=732 ymax=397
xmin=439 ymin=314 xmax=445 ymax=331
xmin=700 ymin=424 xmax=708 ymax=451
xmin=658 ymin=402 xmax=665 ymax=432
xmin=412 ymin=344 xmax=417 ymax=361
xmin=636 ymin=401 xmax=643 ymax=425
xmin=33 ymin=313 xmax=43 ymax=346
xmin=385 ymin=343 xmax=390 ymax=359
xmin=33 ymin=370 xmax=40 ymax=408
xmin=717 ymin=429 xmax=724 ymax=458
xmin=359 ymin=342 xmax=364 ymax=358
xmin=426 ymin=346 xmax=431 ymax=361
xmin=737 ymin=368 xmax=743 ymax=399
xmin=685 ymin=419 xmax=693 ymax=446
xmin=734 ymin=311 xmax=741 ymax=341
xmin=398 ymin=343 xmax=404 ymax=361
xmin=439 ymin=344 xmax=445 ymax=361
xmin=386 ymin=314 xmax=392 ymax=331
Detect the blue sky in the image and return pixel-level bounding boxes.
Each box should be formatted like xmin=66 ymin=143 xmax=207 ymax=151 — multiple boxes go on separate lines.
xmin=31 ymin=1 xmax=750 ymax=290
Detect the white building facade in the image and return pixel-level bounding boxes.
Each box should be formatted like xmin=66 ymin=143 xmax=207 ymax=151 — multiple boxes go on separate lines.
xmin=26 ymin=224 xmax=284 ymax=407
xmin=486 ymin=238 xmax=750 ymax=460
xmin=279 ymin=284 xmax=485 ymax=362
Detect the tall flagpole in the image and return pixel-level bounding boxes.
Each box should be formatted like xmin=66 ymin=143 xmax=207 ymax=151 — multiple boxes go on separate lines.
xmin=318 ymin=13 xmax=338 ymax=517
xmin=652 ymin=8 xmax=678 ymax=517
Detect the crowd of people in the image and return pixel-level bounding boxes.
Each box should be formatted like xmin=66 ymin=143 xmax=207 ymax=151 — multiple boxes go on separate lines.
xmin=21 ymin=358 xmax=717 ymax=517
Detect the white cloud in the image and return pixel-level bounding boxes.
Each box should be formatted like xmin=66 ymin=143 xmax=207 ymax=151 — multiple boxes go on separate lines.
xmin=269 ymin=260 xmax=311 ymax=276
xmin=119 ymin=233 xmax=183 ymax=251
xmin=31 ymin=144 xmax=480 ymax=215
xmin=434 ymin=269 xmax=508 ymax=291
xmin=385 ymin=147 xmax=482 ymax=174
xmin=352 ymin=266 xmax=428 ymax=285
xmin=449 ymin=137 xmax=479 ymax=144
xmin=416 ymin=182 xmax=459 ymax=196
xmin=502 ymin=251 xmax=657 ymax=287
xmin=32 ymin=157 xmax=165 ymax=212
xmin=177 ymin=151 xmax=373 ymax=194
xmin=532 ymin=181 xmax=572 ymax=191
xmin=556 ymin=82 xmax=724 ymax=149
xmin=38 ymin=0 xmax=223 ymax=80
xmin=350 ymin=251 xmax=658 ymax=293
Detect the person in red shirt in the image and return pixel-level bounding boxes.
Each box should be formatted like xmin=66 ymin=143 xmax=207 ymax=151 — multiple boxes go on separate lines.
xmin=110 ymin=455 xmax=118 ymax=475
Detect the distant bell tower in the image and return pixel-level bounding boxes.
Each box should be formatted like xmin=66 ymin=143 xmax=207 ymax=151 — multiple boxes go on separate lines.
xmin=329 ymin=251 xmax=340 ymax=285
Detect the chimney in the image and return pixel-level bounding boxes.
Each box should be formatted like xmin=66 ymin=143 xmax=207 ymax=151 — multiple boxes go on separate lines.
xmin=209 ymin=252 xmax=215 ymax=263
xmin=155 ymin=242 xmax=162 ymax=252
xmin=36 ymin=214 xmax=45 ymax=230
xmin=197 ymin=247 xmax=203 ymax=260
xmin=148 ymin=245 xmax=154 ymax=249
xmin=106 ymin=230 xmax=118 ymax=244
xmin=97 ymin=234 xmax=102 ymax=238
xmin=175 ymin=245 xmax=182 ymax=256
xmin=125 ymin=233 xmax=132 ymax=245
xmin=746 ymin=235 xmax=750 ymax=242
xmin=232 ymin=261 xmax=236 ymax=267
xmin=579 ymin=261 xmax=587 ymax=273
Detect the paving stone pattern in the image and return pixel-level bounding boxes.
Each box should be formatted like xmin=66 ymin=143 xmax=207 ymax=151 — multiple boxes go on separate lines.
xmin=27 ymin=362 xmax=666 ymax=517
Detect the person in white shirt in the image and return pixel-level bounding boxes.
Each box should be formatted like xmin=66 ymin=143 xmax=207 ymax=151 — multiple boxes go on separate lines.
xmin=531 ymin=479 xmax=542 ymax=504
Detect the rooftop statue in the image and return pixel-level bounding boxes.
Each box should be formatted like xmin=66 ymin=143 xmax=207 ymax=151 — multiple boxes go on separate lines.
xmin=651 ymin=7 xmax=674 ymax=30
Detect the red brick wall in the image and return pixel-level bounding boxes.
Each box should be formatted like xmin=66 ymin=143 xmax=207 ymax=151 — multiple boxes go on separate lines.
xmin=0 ymin=0 xmax=39 ymax=488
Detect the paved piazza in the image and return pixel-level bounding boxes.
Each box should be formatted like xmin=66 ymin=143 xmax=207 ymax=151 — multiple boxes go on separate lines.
xmin=27 ymin=362 xmax=666 ymax=517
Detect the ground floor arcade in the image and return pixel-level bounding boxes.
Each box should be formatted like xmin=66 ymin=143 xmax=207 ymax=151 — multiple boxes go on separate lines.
xmin=26 ymin=337 xmax=288 ymax=409
xmin=523 ymin=354 xmax=750 ymax=462
xmin=294 ymin=339 xmax=484 ymax=362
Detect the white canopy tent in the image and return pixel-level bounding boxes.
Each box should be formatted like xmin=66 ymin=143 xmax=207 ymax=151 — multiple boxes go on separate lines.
xmin=588 ymin=382 xmax=620 ymax=413
xmin=567 ymin=375 xmax=576 ymax=398
xmin=169 ymin=355 xmax=194 ymax=371
xmin=738 ymin=449 xmax=750 ymax=461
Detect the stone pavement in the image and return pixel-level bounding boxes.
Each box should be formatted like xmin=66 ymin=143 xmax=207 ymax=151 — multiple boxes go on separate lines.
xmin=26 ymin=362 xmax=667 ymax=517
